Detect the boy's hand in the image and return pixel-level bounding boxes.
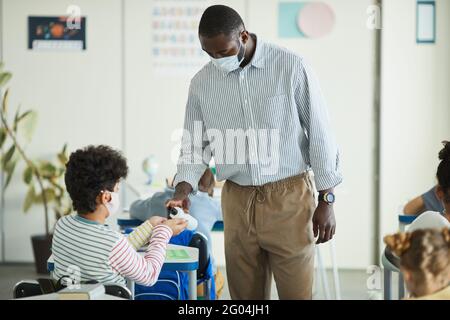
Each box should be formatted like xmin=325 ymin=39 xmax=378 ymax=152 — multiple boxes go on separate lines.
xmin=148 ymin=216 xmax=167 ymax=227
xmin=163 ymin=218 xmax=188 ymax=236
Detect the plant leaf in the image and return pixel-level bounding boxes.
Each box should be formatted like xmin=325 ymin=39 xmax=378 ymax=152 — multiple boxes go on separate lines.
xmin=2 ymin=145 xmax=15 ymax=169
xmin=2 ymin=89 xmax=9 ymax=114
xmin=12 ymin=104 xmax=22 ymax=132
xmin=16 ymin=110 xmax=37 ymax=142
xmin=0 ymin=128 xmax=7 ymax=149
xmin=35 ymin=188 xmax=56 ymax=204
xmin=3 ymin=159 xmax=17 ymax=190
xmin=23 ymin=185 xmax=35 ymax=213
xmin=0 ymin=72 xmax=12 ymax=88
xmin=38 ymin=161 xmax=56 ymax=178
xmin=23 ymin=165 xmax=33 ymax=184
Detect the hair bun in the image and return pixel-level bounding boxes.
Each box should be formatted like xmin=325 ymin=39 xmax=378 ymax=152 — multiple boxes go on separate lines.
xmin=384 ymin=232 xmax=412 ymax=256
xmin=439 ymin=141 xmax=450 ymax=162
xmin=442 ymin=228 xmax=450 ymax=245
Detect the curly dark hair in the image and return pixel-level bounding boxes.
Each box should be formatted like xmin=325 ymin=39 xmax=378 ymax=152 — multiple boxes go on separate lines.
xmin=198 ymin=5 xmax=245 ymax=38
xmin=65 ymin=145 xmax=128 ymax=214
xmin=437 ymin=141 xmax=450 ymax=203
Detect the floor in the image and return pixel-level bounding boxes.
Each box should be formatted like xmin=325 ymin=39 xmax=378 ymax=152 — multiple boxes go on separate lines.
xmin=1 ymin=263 xmax=397 ymax=300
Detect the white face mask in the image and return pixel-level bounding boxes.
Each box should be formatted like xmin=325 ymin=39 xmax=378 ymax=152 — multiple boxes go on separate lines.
xmin=103 ymin=191 xmax=120 ymax=217
xmin=210 ymin=40 xmax=246 ymax=73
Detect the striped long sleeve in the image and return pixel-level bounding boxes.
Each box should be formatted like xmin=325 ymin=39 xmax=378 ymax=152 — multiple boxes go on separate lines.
xmin=295 ymin=58 xmax=342 ymax=191
xmin=127 ymin=220 xmax=153 ymax=250
xmin=173 ymin=82 xmax=211 ymax=194
xmin=109 ymin=224 xmax=172 ymax=286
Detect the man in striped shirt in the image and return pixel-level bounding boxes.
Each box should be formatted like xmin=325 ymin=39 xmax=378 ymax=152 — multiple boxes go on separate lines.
xmin=52 ymin=145 xmax=187 ymax=287
xmin=166 ymin=5 xmax=342 ymax=300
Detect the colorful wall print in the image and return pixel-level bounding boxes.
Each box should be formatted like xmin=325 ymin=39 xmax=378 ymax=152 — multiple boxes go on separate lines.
xmin=151 ymin=0 xmax=209 ymax=75
xmin=278 ymin=2 xmax=335 ymax=39
xmin=28 ymin=16 xmax=86 ymax=51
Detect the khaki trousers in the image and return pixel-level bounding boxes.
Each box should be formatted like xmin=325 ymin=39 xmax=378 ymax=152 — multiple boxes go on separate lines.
xmin=221 ymin=172 xmax=316 ymax=300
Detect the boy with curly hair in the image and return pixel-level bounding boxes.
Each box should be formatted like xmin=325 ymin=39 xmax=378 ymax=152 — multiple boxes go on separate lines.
xmin=52 ymin=145 xmax=187 ymax=286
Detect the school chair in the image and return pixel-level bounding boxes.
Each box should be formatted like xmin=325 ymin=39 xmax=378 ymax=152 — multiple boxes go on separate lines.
xmin=382 ymin=214 xmax=417 ymax=300
xmin=13 ymin=279 xmax=132 ymax=299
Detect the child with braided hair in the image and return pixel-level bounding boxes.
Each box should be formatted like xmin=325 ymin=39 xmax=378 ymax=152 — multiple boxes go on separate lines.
xmin=384 ymin=228 xmax=450 ymax=299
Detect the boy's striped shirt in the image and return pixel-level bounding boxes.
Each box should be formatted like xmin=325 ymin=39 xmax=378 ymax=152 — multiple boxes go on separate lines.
xmin=52 ymin=214 xmax=172 ymax=286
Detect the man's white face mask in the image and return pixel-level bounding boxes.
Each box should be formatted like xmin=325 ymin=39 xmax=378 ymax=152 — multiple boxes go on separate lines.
xmin=210 ymin=38 xmax=246 ymax=73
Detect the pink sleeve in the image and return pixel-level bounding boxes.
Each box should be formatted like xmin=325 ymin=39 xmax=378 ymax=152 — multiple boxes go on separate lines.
xmin=109 ymin=225 xmax=173 ymax=286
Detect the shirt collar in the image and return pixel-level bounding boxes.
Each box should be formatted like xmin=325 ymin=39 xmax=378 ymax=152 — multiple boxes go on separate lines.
xmin=249 ymin=34 xmax=265 ymax=69
xmin=75 ymin=214 xmax=102 ymax=225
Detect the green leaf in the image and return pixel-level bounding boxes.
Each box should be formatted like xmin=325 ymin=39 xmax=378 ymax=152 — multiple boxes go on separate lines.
xmin=34 ymin=188 xmax=56 ymax=204
xmin=16 ymin=110 xmax=37 ymax=142
xmin=0 ymin=72 xmax=12 ymax=88
xmin=3 ymin=160 xmax=17 ymax=190
xmin=0 ymin=128 xmax=7 ymax=149
xmin=2 ymin=89 xmax=9 ymax=114
xmin=2 ymin=145 xmax=15 ymax=168
xmin=23 ymin=166 xmax=33 ymax=184
xmin=12 ymin=104 xmax=22 ymax=132
xmin=38 ymin=161 xmax=56 ymax=178
xmin=23 ymin=185 xmax=35 ymax=213
xmin=57 ymin=143 xmax=68 ymax=165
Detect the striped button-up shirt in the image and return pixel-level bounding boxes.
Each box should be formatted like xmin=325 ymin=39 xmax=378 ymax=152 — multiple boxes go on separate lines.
xmin=174 ymin=35 xmax=342 ymax=192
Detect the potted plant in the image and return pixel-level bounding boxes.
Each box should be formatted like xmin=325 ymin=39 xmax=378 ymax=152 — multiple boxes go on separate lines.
xmin=0 ymin=63 xmax=72 ymax=273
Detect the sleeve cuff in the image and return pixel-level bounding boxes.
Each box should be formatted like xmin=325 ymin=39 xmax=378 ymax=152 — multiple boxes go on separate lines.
xmin=313 ymin=170 xmax=343 ymax=191
xmin=173 ymin=172 xmax=203 ymax=195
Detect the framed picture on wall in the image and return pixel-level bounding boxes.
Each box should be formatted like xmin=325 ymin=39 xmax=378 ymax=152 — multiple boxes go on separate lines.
xmin=416 ymin=1 xmax=436 ymax=44
xmin=28 ymin=16 xmax=87 ymax=51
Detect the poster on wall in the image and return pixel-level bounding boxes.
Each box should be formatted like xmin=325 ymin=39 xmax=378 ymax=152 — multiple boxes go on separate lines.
xmin=151 ymin=0 xmax=209 ymax=76
xmin=28 ymin=16 xmax=87 ymax=51
xmin=278 ymin=1 xmax=335 ymax=39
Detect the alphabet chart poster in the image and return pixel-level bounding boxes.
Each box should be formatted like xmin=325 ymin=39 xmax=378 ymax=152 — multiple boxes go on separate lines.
xmin=151 ymin=0 xmax=209 ymax=76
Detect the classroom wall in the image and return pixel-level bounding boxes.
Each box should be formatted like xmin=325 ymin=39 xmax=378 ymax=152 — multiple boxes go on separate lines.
xmin=0 ymin=0 xmax=123 ymax=261
xmin=379 ymin=0 xmax=450 ymax=249
xmin=246 ymin=0 xmax=377 ymax=269
xmin=1 ymin=0 xmax=448 ymax=271
xmin=0 ymin=0 xmax=377 ymax=269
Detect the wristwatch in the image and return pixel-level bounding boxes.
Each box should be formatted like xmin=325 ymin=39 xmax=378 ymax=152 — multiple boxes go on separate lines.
xmin=319 ymin=192 xmax=335 ymax=205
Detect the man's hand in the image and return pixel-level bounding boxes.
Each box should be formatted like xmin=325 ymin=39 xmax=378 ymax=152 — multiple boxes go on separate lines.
xmin=312 ymin=201 xmax=336 ymax=244
xmin=148 ymin=216 xmax=167 ymax=227
xmin=165 ymin=181 xmax=192 ymax=212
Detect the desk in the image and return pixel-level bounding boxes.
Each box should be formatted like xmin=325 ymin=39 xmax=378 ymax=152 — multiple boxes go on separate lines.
xmin=47 ymin=244 xmax=199 ymax=300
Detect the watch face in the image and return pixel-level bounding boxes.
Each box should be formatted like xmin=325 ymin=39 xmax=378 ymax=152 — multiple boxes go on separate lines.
xmin=325 ymin=193 xmax=335 ymax=203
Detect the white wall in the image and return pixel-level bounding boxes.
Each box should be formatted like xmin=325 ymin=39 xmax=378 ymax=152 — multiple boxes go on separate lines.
xmin=1 ymin=0 xmax=123 ymax=261
xmin=247 ymin=0 xmax=377 ymax=269
xmin=0 ymin=0 xmax=376 ymax=269
xmin=380 ymin=0 xmax=450 ymax=249
xmin=1 ymin=0 xmax=448 ymax=271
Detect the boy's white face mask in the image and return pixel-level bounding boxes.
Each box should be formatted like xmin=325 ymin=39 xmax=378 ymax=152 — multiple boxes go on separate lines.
xmin=102 ymin=190 xmax=120 ymax=217
xmin=210 ymin=39 xmax=246 ymax=73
